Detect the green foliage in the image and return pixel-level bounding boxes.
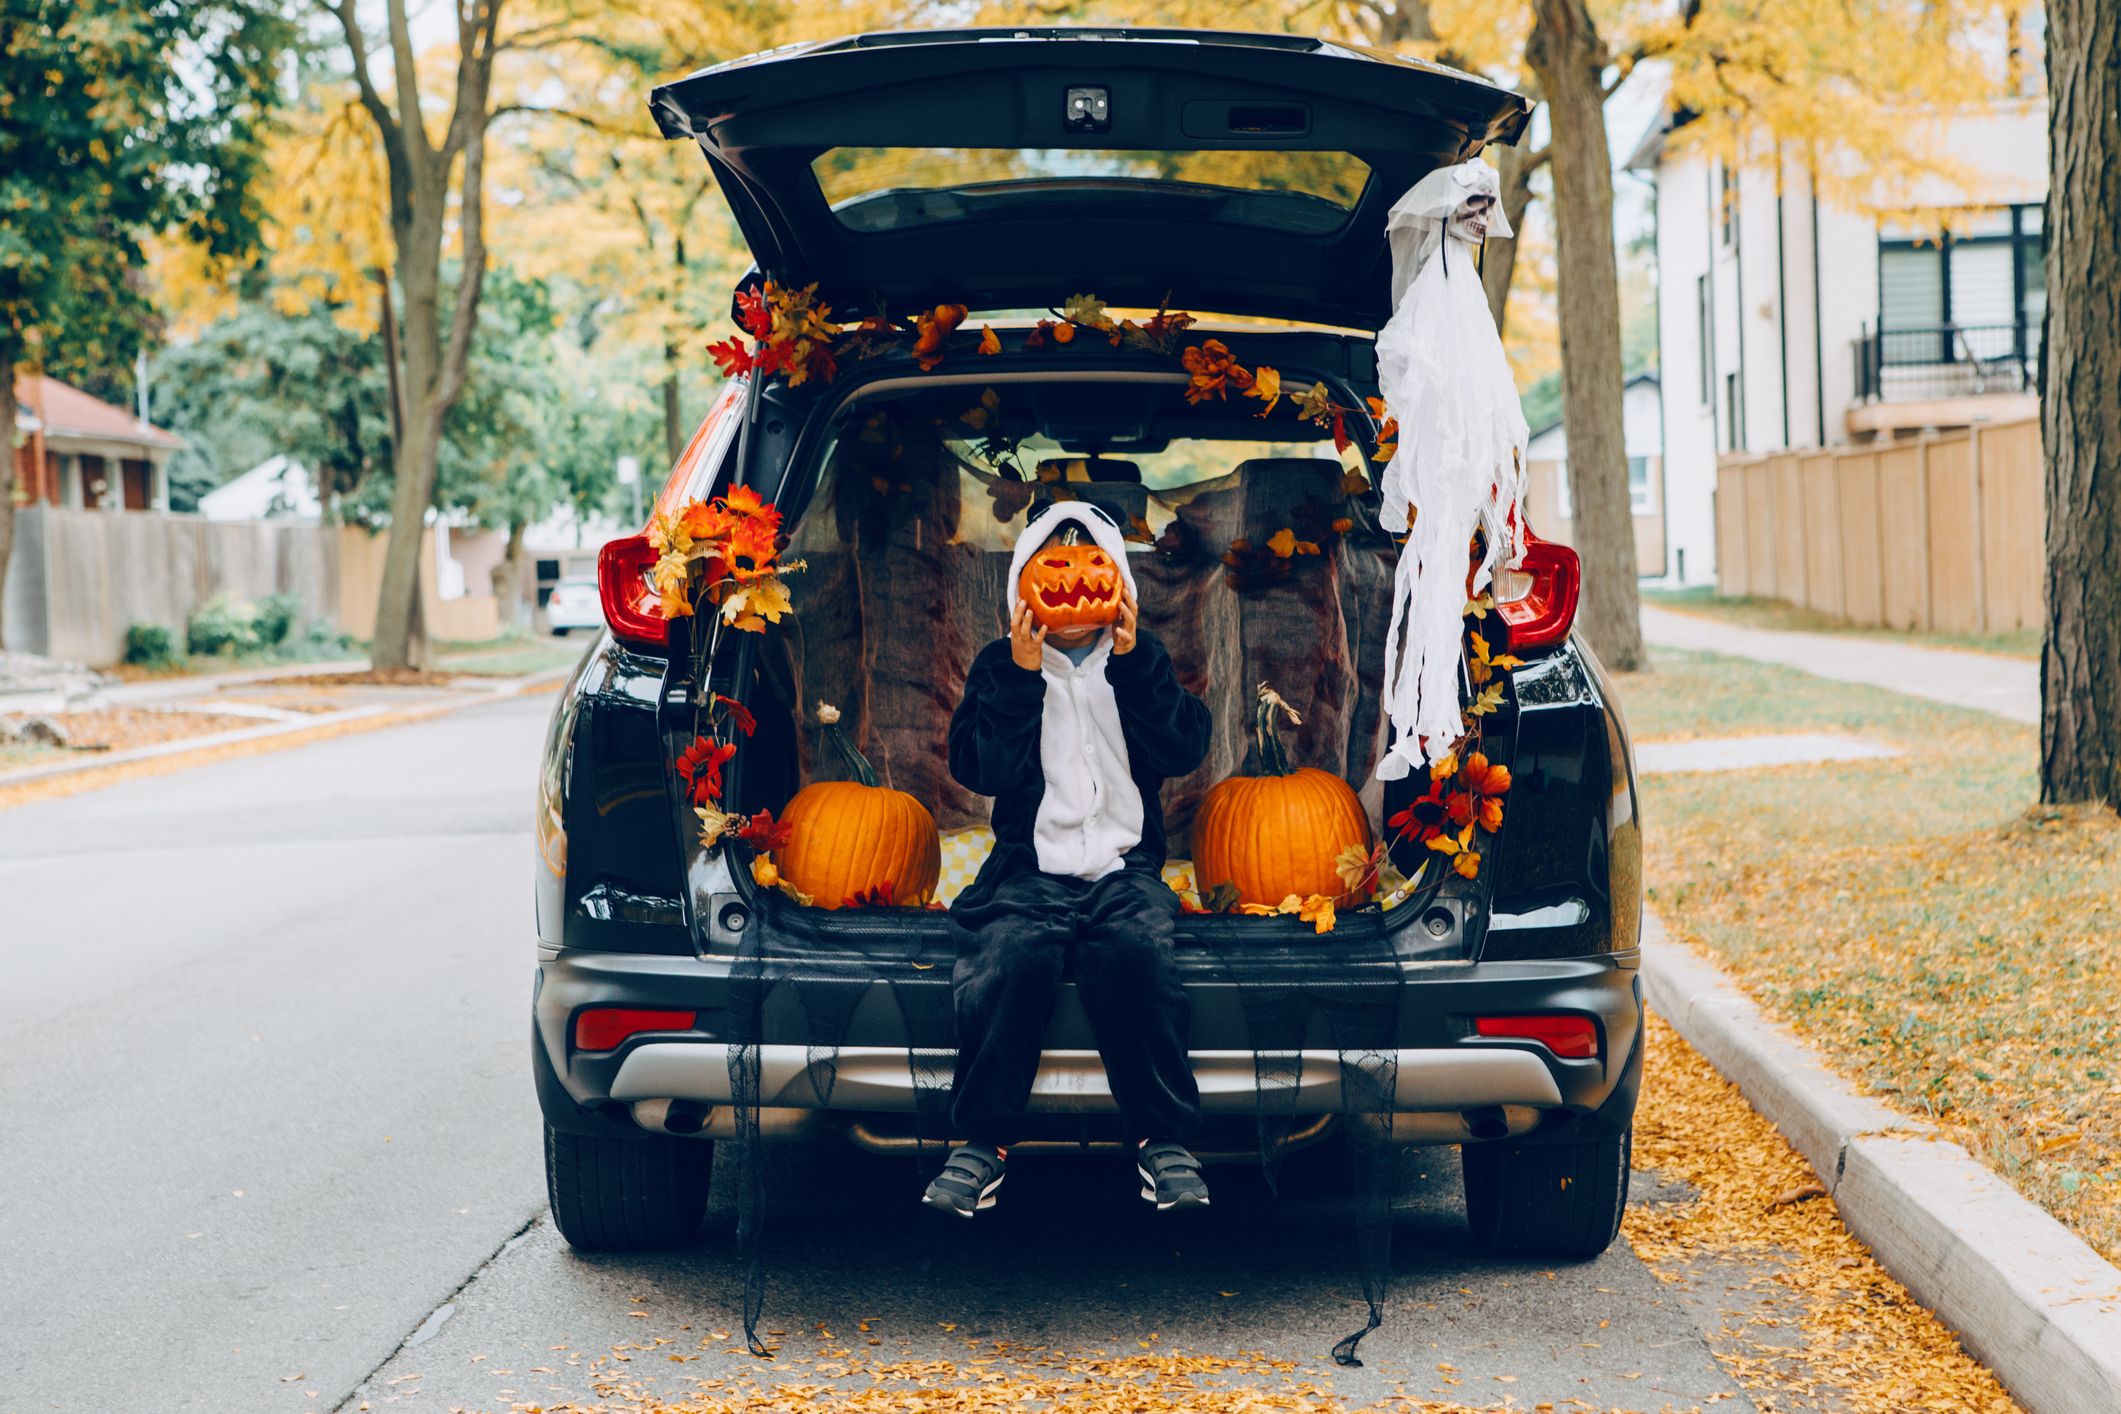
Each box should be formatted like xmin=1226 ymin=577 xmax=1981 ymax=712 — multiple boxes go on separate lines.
xmin=253 ymin=592 xmax=302 ymax=647
xmin=152 ymin=297 xmax=393 ymax=514
xmin=154 ymin=265 xmax=662 ymax=530
xmin=123 ymin=621 xmax=179 ymax=667
xmin=0 ymin=0 xmax=295 ymax=377
xmin=185 ymin=596 xmax=258 ymax=657
xmin=298 ymin=618 xmax=354 ymax=658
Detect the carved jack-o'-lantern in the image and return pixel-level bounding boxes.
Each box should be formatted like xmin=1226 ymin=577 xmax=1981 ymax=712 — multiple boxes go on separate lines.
xmin=1017 ymin=531 xmax=1123 ymax=631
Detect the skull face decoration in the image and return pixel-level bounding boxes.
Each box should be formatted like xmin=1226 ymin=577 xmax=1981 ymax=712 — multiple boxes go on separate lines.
xmin=1451 ymin=190 xmax=1499 ymax=245
xmin=1017 ymin=524 xmax=1123 ymax=631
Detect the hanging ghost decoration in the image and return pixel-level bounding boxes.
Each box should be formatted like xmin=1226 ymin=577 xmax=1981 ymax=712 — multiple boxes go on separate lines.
xmin=1372 ymin=161 xmax=1530 ymax=782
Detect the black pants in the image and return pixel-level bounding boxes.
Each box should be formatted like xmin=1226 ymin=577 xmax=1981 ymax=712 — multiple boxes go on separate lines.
xmin=947 ymin=864 xmax=1200 ymax=1146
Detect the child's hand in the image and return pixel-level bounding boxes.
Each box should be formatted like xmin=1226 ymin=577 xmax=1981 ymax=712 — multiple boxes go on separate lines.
xmin=1112 ymin=586 xmax=1138 ymax=656
xmin=1010 ymin=601 xmax=1047 ymax=671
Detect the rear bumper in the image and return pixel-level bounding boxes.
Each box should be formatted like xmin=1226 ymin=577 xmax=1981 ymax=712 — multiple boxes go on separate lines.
xmin=533 ymin=945 xmax=1643 ymax=1146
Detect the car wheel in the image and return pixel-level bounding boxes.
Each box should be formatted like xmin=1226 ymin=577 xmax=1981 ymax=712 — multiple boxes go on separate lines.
xmin=550 ymin=626 xmax=570 ymax=637
xmin=545 ymin=1122 xmax=712 ymax=1251
xmin=1460 ymin=1124 xmax=1631 ymax=1259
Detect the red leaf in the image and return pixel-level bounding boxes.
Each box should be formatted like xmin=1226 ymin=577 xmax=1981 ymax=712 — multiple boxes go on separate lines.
xmin=706 ymin=336 xmax=754 ymax=378
xmin=734 ymin=807 xmax=794 ymax=852
xmin=735 ymin=287 xmax=771 ymax=338
xmin=713 ymin=694 xmax=758 ymax=738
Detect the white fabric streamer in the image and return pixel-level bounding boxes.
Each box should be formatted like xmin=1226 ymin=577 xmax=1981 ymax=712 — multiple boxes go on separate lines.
xmin=1372 ymin=161 xmax=1530 ymax=782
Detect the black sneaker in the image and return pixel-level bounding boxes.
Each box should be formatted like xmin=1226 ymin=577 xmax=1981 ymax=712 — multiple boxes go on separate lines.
xmin=1137 ymin=1140 xmax=1210 ymax=1211
xmin=921 ymin=1141 xmax=1006 ymax=1218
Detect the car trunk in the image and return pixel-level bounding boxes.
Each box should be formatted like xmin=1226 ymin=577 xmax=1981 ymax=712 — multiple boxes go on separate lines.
xmin=672 ymin=350 xmax=1507 ymax=968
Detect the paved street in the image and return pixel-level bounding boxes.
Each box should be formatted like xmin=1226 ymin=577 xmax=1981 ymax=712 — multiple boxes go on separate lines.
xmin=0 ymin=694 xmax=1964 ymax=1413
xmin=0 ymin=695 xmax=550 ymax=1413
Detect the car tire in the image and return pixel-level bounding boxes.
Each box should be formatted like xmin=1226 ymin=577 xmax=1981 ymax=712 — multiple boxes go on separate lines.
xmin=1460 ymin=1124 xmax=1631 ymax=1259
xmin=545 ymin=1122 xmax=712 ymax=1251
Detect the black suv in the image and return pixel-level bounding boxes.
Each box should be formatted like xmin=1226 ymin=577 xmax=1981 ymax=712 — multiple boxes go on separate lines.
xmin=533 ymin=26 xmax=1641 ymax=1260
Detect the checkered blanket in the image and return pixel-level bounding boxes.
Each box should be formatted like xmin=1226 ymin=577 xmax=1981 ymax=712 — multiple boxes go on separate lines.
xmin=935 ymin=827 xmax=1198 ymax=909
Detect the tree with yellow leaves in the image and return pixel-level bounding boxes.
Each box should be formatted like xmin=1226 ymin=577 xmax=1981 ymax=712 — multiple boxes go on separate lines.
xmin=1012 ymin=0 xmax=2011 ymax=672
xmin=486 ymin=0 xmax=944 ymax=463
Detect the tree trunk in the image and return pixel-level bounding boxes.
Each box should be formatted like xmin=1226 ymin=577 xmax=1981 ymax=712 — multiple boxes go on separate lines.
xmin=1482 ymin=140 xmax=1539 ymax=333
xmin=0 ymin=352 xmax=16 ymax=650
xmin=344 ymin=0 xmax=501 ymax=672
xmin=370 ymin=206 xmax=445 ymax=672
xmin=1525 ymin=0 xmax=1644 ymax=672
xmin=2039 ymin=0 xmax=2121 ymax=809
xmin=492 ymin=516 xmax=527 ymax=627
xmin=662 ymin=345 xmax=684 ymax=466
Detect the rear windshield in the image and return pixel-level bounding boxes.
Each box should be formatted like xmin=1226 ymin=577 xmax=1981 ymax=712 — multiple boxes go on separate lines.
xmin=769 ymin=377 xmax=1393 ymax=864
xmin=812 ymin=147 xmax=1373 ymax=235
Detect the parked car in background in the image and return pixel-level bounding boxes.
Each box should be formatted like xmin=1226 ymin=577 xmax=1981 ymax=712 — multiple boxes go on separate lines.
xmin=543 ymin=578 xmax=602 ymax=635
xmin=532 ymin=26 xmax=1642 ymax=1262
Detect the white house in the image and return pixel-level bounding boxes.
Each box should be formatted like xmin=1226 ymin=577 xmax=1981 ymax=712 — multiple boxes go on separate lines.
xmin=198 ymin=454 xmax=324 ymax=522
xmin=1522 ymin=372 xmax=1671 ymax=579
xmin=1625 ymin=98 xmax=2047 ymax=586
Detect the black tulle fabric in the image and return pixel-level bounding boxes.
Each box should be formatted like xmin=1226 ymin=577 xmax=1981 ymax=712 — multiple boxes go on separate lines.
xmin=672 ymin=433 xmax=1443 ymax=1367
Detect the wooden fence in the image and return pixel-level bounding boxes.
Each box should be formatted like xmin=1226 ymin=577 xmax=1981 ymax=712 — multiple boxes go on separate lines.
xmin=1714 ymin=418 xmax=2043 ymax=633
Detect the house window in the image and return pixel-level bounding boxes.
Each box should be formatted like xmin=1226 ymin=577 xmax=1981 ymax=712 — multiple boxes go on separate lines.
xmin=1724 ymin=373 xmax=1744 ymax=453
xmin=1696 ymin=275 xmax=1712 ymax=404
xmin=1629 ymin=456 xmax=1654 ymax=514
xmin=1876 ymin=204 xmax=2046 ymax=363
xmin=1718 ymin=164 xmax=1736 ymax=248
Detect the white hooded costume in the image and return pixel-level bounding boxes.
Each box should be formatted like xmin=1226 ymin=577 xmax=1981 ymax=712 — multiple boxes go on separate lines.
xmin=1371 ymin=161 xmax=1531 ymax=781
xmin=1005 ymin=502 xmax=1145 ymax=880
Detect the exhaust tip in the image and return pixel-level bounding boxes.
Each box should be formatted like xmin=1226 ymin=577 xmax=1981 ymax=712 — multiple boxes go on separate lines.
xmin=1463 ymin=1105 xmax=1510 ymax=1141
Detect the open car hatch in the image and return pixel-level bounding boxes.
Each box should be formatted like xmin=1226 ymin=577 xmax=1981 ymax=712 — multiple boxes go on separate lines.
xmin=650 ymin=27 xmax=1530 ymax=330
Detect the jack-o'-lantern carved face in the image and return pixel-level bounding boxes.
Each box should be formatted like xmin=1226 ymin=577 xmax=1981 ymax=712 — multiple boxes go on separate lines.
xmin=1018 ymin=531 xmax=1123 ymax=631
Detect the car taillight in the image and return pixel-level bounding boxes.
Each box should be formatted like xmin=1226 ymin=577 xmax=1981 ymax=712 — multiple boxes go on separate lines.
xmin=597 ymin=534 xmax=667 ymax=650
xmin=1493 ymin=536 xmax=1580 ymax=652
xmin=1474 ymin=1014 xmax=1599 ymax=1059
xmin=574 ymin=1007 xmax=696 ymax=1052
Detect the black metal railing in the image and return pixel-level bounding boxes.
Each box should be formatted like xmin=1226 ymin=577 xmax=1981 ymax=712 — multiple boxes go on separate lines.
xmin=1851 ymin=322 xmax=2040 ymax=403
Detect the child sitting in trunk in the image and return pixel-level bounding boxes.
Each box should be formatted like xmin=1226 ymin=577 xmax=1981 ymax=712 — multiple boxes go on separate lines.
xmin=922 ymin=502 xmax=1214 ymax=1217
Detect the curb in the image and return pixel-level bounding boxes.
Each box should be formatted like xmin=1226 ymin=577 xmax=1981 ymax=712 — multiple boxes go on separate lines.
xmin=0 ymin=668 xmax=570 ymax=806
xmin=1642 ymin=911 xmax=2121 ymax=1414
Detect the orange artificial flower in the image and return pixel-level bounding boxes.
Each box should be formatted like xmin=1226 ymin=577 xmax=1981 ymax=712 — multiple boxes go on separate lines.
xmin=913 ymin=303 xmax=969 ymax=370
xmin=1180 ymin=339 xmax=1254 ymax=404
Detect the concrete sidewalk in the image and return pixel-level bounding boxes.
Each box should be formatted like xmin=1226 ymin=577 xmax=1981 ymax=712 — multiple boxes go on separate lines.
xmin=1640 ymin=604 xmax=2040 ymax=724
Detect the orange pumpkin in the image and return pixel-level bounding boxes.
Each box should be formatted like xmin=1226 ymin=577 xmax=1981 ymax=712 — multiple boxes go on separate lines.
xmin=774 ymin=704 xmax=940 ymax=909
xmin=1018 ymin=537 xmax=1123 ymax=632
xmin=1192 ymin=684 xmax=1371 ymax=906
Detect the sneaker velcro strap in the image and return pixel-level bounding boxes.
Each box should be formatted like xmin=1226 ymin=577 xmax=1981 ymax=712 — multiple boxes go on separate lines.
xmin=943 ymin=1148 xmax=1001 ymax=1183
xmin=1142 ymin=1145 xmax=1200 ymax=1175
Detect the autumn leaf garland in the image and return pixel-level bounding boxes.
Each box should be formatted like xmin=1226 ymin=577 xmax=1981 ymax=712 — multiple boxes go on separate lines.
xmin=695 ymin=287 xmax=1516 ymax=911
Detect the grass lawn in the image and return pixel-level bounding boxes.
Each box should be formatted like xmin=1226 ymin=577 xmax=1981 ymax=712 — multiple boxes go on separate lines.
xmin=432 ymin=637 xmax=585 ymax=677
xmin=1644 ymin=586 xmax=2042 ymax=660
xmin=1615 ymin=647 xmax=2121 ymax=1267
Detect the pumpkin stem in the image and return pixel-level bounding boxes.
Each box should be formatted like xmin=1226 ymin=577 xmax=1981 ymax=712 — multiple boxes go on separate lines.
xmin=1254 ymin=682 xmax=1301 ymax=777
xmin=815 ymin=700 xmax=877 ymax=788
